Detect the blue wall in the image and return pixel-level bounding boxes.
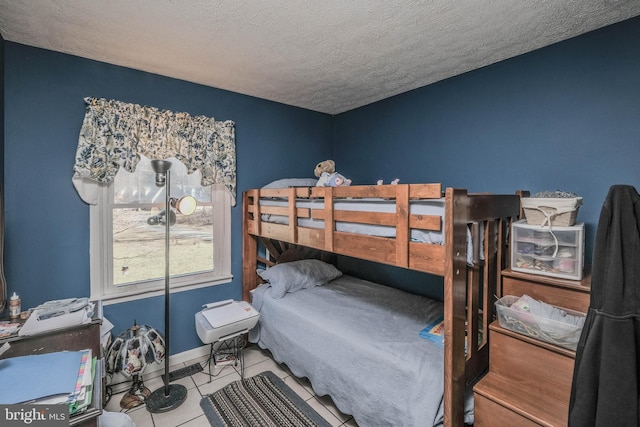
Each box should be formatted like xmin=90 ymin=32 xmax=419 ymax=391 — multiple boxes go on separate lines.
xmin=334 ymin=16 xmax=640 ymax=275
xmin=3 ymin=16 xmax=640 ymax=355
xmin=3 ymin=43 xmax=332 ymax=354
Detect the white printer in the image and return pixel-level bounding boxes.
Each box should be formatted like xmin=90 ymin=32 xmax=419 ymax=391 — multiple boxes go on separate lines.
xmin=195 ymin=299 xmax=260 ymax=344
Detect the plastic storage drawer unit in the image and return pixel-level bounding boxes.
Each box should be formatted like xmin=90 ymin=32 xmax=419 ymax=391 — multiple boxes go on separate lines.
xmin=511 ymin=220 xmax=585 ymax=280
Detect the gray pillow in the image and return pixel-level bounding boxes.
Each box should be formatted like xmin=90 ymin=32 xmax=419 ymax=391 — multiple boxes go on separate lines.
xmin=262 ymin=178 xmax=318 ymax=189
xmin=257 ymin=259 xmax=342 ymax=298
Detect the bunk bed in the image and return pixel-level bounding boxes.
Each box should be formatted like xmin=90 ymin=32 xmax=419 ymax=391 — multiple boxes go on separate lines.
xmin=242 ymin=183 xmax=521 ymax=426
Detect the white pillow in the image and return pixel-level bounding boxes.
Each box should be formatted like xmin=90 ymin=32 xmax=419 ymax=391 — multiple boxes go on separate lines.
xmin=257 ymin=259 xmax=342 ymax=298
xmin=262 ymin=178 xmax=318 ymax=189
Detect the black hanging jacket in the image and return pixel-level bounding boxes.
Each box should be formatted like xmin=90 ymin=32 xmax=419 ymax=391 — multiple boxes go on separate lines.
xmin=569 ymin=185 xmax=640 ymax=426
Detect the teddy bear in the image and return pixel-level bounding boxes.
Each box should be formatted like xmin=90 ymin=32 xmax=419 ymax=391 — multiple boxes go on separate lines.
xmin=314 ymin=160 xmax=352 ymax=187
xmin=314 ymin=160 xmax=335 ymax=177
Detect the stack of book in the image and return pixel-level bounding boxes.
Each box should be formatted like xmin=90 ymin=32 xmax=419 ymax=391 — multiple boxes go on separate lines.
xmin=419 ymin=316 xmax=445 ymax=349
xmin=0 ymin=349 xmax=96 ymax=416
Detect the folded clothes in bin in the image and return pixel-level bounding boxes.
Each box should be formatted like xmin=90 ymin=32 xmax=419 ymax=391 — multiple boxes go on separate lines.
xmin=495 ymin=294 xmax=585 ymax=350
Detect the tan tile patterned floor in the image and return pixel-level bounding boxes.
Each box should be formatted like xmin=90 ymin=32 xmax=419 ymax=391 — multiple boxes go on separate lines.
xmin=104 ymin=345 xmax=358 ymax=427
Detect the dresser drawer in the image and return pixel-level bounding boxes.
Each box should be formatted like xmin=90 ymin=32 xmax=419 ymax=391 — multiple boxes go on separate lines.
xmin=502 ymin=268 xmax=590 ymax=313
xmin=474 ymin=391 xmax=542 ymax=427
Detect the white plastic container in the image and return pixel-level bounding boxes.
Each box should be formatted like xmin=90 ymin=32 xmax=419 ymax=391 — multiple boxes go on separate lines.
xmin=496 ymin=295 xmax=585 ymax=350
xmin=9 ymin=292 xmax=21 ymax=320
xmin=511 ymin=220 xmax=585 ymax=280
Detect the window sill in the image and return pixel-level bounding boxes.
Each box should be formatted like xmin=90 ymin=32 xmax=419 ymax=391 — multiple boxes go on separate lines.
xmin=96 ymin=275 xmax=233 ymax=305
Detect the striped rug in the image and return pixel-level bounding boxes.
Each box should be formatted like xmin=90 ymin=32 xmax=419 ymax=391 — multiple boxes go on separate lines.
xmin=200 ymin=371 xmax=332 ymax=427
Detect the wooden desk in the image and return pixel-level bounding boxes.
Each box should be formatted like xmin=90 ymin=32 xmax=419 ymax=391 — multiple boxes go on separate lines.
xmin=0 ymin=301 xmax=104 ymax=427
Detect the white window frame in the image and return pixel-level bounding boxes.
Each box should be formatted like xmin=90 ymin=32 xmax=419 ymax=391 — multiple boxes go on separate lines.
xmin=89 ymin=173 xmax=232 ymax=305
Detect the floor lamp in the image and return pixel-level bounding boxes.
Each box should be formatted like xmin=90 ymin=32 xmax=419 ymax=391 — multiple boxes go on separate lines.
xmin=146 ymin=159 xmax=197 ymax=413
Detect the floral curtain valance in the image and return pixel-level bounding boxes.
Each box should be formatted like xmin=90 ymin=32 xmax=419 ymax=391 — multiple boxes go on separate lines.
xmin=72 ymin=97 xmax=236 ymax=205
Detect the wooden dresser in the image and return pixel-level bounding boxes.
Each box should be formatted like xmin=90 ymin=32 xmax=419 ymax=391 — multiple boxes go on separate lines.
xmin=473 ymin=269 xmax=591 ymax=426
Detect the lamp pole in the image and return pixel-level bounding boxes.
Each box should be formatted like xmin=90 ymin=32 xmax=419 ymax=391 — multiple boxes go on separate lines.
xmin=146 ymin=160 xmax=188 ymax=413
xmin=162 ymin=167 xmax=171 ymax=395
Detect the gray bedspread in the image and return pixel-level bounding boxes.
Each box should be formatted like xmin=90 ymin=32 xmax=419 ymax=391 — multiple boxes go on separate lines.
xmin=249 ymin=275 xmax=474 ymax=426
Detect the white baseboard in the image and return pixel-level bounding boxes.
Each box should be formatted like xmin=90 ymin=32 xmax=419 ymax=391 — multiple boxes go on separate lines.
xmin=107 ymin=344 xmax=211 ymax=388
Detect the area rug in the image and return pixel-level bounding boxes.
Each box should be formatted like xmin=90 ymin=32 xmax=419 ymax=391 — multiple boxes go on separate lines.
xmin=200 ymin=371 xmax=332 ymax=427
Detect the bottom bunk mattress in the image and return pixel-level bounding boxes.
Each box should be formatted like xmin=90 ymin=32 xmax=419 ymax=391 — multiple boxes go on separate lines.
xmin=249 ymin=272 xmax=474 ymax=426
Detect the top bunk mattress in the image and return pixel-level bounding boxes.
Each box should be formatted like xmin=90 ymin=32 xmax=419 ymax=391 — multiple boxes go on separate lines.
xmin=259 ymin=197 xmax=482 ymax=264
xmin=259 ymin=197 xmax=447 ymax=244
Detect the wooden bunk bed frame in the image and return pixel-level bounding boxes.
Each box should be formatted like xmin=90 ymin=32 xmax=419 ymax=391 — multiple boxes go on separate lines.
xmin=242 ymin=183 xmax=521 ymax=427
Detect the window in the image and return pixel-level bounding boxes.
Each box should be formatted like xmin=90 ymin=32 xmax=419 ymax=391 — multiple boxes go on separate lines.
xmin=90 ymin=156 xmax=231 ymax=303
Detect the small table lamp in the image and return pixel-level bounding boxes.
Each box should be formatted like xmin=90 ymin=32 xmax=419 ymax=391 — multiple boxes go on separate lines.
xmin=106 ymin=322 xmax=165 ymax=409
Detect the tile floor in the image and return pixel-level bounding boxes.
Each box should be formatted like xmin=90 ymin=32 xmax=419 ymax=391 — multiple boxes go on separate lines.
xmin=104 ymin=344 xmax=359 ymax=427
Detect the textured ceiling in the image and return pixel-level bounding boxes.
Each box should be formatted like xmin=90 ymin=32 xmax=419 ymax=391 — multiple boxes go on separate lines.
xmin=1 ymin=1 xmax=639 ymax=114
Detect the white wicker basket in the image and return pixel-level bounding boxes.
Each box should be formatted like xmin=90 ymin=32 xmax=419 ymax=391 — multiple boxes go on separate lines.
xmin=521 ymin=197 xmax=582 ymax=226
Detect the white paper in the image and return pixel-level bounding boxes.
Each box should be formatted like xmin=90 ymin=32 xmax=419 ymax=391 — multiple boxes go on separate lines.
xmin=19 ymin=308 xmax=89 ymax=337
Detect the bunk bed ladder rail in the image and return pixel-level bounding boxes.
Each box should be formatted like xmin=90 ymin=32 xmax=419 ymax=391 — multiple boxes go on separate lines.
xmin=242 ymin=189 xmax=258 ymax=302
xmin=443 ymin=188 xmax=468 ymax=427
xmin=443 ymin=189 xmax=520 ymax=427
